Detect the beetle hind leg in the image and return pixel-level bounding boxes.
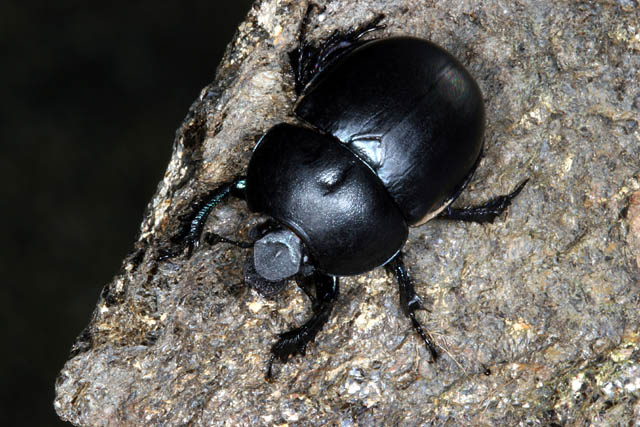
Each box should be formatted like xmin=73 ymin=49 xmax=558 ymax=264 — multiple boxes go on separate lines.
xmin=266 ymin=272 xmax=339 ymax=380
xmin=290 ymin=4 xmax=385 ymax=94
xmin=437 ymin=178 xmax=529 ymax=224
xmin=386 ymin=252 xmax=439 ymax=361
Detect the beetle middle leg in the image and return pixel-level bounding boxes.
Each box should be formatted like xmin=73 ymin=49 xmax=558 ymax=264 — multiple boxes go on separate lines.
xmin=289 ymin=4 xmax=385 ymax=94
xmin=266 ymin=272 xmax=339 ymax=380
xmin=437 ymin=179 xmax=529 ymax=224
xmin=385 ymin=252 xmax=439 ymax=362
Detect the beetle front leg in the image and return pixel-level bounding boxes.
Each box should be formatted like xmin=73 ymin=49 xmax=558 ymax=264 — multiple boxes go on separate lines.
xmin=157 ymin=176 xmax=247 ymax=260
xmin=385 ymin=252 xmax=438 ymax=362
xmin=266 ymin=272 xmax=339 ymax=380
xmin=437 ymin=179 xmax=529 ymax=224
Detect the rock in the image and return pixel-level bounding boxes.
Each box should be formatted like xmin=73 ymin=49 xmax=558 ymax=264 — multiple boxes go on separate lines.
xmin=55 ymin=0 xmax=640 ymax=425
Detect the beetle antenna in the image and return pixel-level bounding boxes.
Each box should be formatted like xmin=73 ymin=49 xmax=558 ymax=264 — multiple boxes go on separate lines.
xmin=203 ymin=232 xmax=253 ymax=249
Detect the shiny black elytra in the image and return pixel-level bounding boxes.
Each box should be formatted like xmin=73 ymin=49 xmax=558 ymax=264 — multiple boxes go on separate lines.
xmin=160 ymin=10 xmax=527 ymax=380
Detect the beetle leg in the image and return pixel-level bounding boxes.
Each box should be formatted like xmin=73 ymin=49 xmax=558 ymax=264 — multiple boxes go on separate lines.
xmin=266 ymin=272 xmax=339 ymax=380
xmin=437 ymin=179 xmax=529 ymax=224
xmin=157 ymin=176 xmax=247 ymax=260
xmin=289 ymin=4 xmax=385 ymax=94
xmin=386 ymin=252 xmax=439 ymax=362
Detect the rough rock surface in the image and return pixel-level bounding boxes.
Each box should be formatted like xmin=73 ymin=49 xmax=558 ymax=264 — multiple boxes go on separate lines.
xmin=55 ymin=0 xmax=640 ymax=425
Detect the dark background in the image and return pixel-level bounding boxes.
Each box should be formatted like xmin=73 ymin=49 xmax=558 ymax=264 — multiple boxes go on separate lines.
xmin=1 ymin=1 xmax=254 ymax=425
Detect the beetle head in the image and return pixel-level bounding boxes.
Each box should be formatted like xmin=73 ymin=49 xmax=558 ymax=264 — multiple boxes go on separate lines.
xmin=243 ymin=227 xmax=305 ymax=297
xmin=253 ymin=228 xmax=303 ymax=281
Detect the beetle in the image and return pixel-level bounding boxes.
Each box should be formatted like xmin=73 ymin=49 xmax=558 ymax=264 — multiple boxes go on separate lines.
xmin=160 ymin=8 xmax=527 ymax=379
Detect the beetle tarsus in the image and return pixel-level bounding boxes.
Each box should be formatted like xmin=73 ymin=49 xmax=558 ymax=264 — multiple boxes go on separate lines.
xmin=386 ymin=252 xmax=439 ymax=361
xmin=266 ymin=273 xmax=339 ymax=380
xmin=409 ymin=312 xmax=438 ymax=362
xmin=265 ymin=354 xmax=277 ymax=381
xmin=437 ymin=178 xmax=529 ymax=224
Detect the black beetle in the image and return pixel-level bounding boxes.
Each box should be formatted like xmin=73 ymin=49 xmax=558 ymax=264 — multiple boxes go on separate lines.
xmin=161 ymin=9 xmax=527 ymax=379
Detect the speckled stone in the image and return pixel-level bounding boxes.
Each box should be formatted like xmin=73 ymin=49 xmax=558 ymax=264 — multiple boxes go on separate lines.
xmin=55 ymin=0 xmax=640 ymax=425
